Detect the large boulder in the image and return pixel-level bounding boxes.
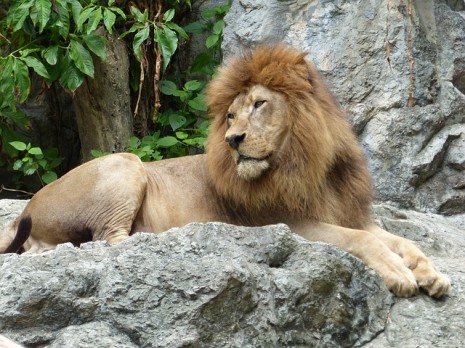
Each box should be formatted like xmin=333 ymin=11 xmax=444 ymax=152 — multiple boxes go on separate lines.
xmin=0 ymin=199 xmax=464 ymax=347
xmin=222 ymin=0 xmax=465 ymax=219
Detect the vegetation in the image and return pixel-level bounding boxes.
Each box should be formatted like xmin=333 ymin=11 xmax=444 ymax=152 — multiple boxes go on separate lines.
xmin=0 ymin=0 xmax=230 ymax=188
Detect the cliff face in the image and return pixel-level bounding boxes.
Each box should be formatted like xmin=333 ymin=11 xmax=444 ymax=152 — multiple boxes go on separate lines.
xmin=223 ymin=0 xmax=465 ymax=222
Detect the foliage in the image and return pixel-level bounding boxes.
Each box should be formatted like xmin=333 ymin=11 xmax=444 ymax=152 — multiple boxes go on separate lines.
xmin=0 ymin=0 xmax=230 ymax=187
xmin=0 ymin=0 xmax=125 ymax=185
xmin=9 ymin=141 xmax=62 ymax=186
xmin=126 ymin=2 xmax=230 ymax=160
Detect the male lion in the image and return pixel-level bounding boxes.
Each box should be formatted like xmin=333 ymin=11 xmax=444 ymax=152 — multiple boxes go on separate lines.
xmin=0 ymin=45 xmax=450 ymax=298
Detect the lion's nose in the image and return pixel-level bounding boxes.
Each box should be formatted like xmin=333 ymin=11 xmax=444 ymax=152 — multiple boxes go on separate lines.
xmin=225 ymin=133 xmax=246 ymax=149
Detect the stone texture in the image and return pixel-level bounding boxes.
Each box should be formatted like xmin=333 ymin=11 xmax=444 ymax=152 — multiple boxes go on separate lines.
xmin=0 ymin=199 xmax=464 ymax=347
xmin=222 ymin=0 xmax=465 ymax=217
xmin=0 ymin=217 xmax=391 ymax=347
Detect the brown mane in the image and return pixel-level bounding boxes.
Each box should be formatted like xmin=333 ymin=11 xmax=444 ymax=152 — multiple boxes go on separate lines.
xmin=205 ymin=44 xmax=372 ymax=228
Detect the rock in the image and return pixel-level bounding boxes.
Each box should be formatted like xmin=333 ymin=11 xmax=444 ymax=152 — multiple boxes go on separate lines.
xmin=0 ymin=219 xmax=390 ymax=347
xmin=368 ymin=205 xmax=465 ymax=347
xmin=0 ymin=199 xmax=464 ymax=347
xmin=222 ymin=0 xmax=465 ymax=216
xmin=0 ymin=199 xmax=28 ymax=231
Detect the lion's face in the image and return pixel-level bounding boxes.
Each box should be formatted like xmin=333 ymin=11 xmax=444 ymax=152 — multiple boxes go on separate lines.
xmin=223 ymin=85 xmax=289 ymax=180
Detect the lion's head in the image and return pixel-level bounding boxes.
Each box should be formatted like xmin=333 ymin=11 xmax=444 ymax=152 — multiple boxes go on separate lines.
xmin=205 ymin=44 xmax=371 ymax=224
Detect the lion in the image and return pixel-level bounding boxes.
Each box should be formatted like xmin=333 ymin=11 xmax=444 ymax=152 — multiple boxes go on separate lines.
xmin=0 ymin=44 xmax=450 ymax=298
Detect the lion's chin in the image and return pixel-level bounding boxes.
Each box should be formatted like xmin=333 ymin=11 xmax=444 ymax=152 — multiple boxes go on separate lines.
xmin=236 ymin=159 xmax=270 ymax=181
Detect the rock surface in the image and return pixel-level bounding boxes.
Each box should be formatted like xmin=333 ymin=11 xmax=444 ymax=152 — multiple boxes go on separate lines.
xmin=222 ymin=0 xmax=465 ymax=218
xmin=0 ymin=199 xmax=464 ymax=347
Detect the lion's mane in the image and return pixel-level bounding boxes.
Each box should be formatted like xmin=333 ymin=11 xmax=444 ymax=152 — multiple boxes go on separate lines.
xmin=205 ymin=44 xmax=372 ymax=228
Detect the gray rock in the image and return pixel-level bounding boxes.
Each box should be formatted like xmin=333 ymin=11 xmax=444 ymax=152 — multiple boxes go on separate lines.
xmin=367 ymin=205 xmax=465 ymax=348
xmin=223 ymin=0 xmax=465 ymax=216
xmin=0 ymin=220 xmax=391 ymax=347
xmin=0 ymin=199 xmax=27 ymax=231
xmin=0 ymin=199 xmax=464 ymax=347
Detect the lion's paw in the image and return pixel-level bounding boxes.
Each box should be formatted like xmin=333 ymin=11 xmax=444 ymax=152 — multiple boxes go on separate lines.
xmin=382 ymin=265 xmax=419 ymax=298
xmin=409 ymin=257 xmax=450 ymax=298
xmin=374 ymin=253 xmax=419 ymax=297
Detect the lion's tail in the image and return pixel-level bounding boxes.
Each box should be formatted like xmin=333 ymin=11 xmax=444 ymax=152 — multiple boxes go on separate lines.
xmin=1 ymin=215 xmax=32 ymax=254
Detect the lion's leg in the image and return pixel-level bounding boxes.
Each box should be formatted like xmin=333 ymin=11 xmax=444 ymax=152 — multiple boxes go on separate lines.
xmin=294 ymin=222 xmax=418 ymax=297
xmin=90 ymin=203 xmax=142 ymax=246
xmin=365 ymin=224 xmax=450 ymax=298
xmin=98 ymin=227 xmax=131 ymax=245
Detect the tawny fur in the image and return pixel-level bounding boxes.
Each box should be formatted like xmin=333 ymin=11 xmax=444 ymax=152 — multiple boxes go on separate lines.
xmin=206 ymin=44 xmax=371 ymax=227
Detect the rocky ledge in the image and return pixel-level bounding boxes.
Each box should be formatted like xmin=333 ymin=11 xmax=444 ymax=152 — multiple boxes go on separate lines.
xmin=0 ymin=199 xmax=464 ymax=347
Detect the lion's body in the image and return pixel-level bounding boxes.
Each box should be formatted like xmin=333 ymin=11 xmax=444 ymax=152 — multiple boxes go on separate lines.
xmin=1 ymin=45 xmax=450 ymax=298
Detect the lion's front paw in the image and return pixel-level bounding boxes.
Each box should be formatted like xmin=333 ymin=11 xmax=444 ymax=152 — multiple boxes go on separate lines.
xmin=381 ymin=264 xmax=419 ymax=298
xmin=407 ymin=256 xmax=451 ymax=298
xmin=373 ymin=252 xmax=419 ymax=297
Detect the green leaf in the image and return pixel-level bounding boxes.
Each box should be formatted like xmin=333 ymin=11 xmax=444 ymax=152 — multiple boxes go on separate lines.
xmin=212 ymin=19 xmax=224 ymax=35
xmin=45 ymin=51 xmax=66 ymax=82
xmin=19 ymin=48 xmax=41 ymax=57
xmin=21 ymin=56 xmax=51 ymax=79
xmin=24 ymin=166 xmax=37 ymax=176
xmin=42 ymin=45 xmax=59 ymax=65
xmin=9 ymin=141 xmax=27 ymax=151
xmin=70 ymin=38 xmax=94 ymax=77
xmin=90 ymin=149 xmax=109 ymax=158
xmin=38 ymin=159 xmax=48 ymax=168
xmin=159 ymin=80 xmax=177 ymax=95
xmin=172 ymin=89 xmax=188 ymax=99
xmin=76 ymin=6 xmax=95 ymax=31
xmin=163 ymin=9 xmax=175 ymax=22
xmin=169 ymin=114 xmax=186 ymax=131
xmin=109 ymin=6 xmax=126 ymax=20
xmin=1 ymin=108 xmax=29 ymax=129
xmin=183 ymin=21 xmax=206 ymax=34
xmin=189 ymin=52 xmax=211 ymax=74
xmin=28 ymin=147 xmax=43 ymax=155
xmin=35 ymin=0 xmax=52 ymax=33
xmin=103 ymin=8 xmax=116 ymax=34
xmin=13 ymin=159 xmax=23 ymax=171
xmin=165 ymin=22 xmax=188 ymax=39
xmin=0 ymin=59 xmax=14 ymax=108
xmin=188 ymin=95 xmax=207 ymax=112
xmin=68 ymin=0 xmax=83 ymax=25
xmin=133 ymin=25 xmax=150 ymax=61
xmin=176 ymin=131 xmax=188 ymax=140
xmin=215 ymin=4 xmax=232 ymax=15
xmin=184 ymin=80 xmax=202 ymax=91
xmin=154 ymin=25 xmax=178 ymax=71
xmin=59 ymin=59 xmax=84 ymax=91
xmin=42 ymin=171 xmax=58 ymax=184
xmin=55 ymin=0 xmax=70 ymax=38
xmin=131 ymin=6 xmax=148 ymax=23
xmin=141 ymin=136 xmax=155 ymax=146
xmin=156 ymin=136 xmax=178 ymax=148
xmin=206 ymin=34 xmax=219 ymax=49
xmin=83 ymin=34 xmax=107 ymax=61
xmin=7 ymin=1 xmax=34 ymax=32
xmin=119 ymin=22 xmax=145 ymax=39
xmin=86 ymin=6 xmax=102 ymax=34
xmin=128 ymin=136 xmax=141 ymax=149
xmin=13 ymin=60 xmax=30 ymax=103
xmin=201 ymin=8 xmax=217 ymax=19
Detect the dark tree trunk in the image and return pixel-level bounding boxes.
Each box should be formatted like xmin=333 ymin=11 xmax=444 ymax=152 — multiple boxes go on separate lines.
xmin=74 ymin=28 xmax=132 ymax=162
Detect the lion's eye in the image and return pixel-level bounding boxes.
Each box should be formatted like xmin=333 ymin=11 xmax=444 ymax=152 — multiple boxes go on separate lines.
xmin=226 ymin=112 xmax=235 ymax=120
xmin=254 ymin=100 xmax=266 ymax=108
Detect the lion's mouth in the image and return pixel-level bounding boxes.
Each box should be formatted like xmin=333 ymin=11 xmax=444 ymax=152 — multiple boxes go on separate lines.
xmin=238 ymin=154 xmax=271 ymax=163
